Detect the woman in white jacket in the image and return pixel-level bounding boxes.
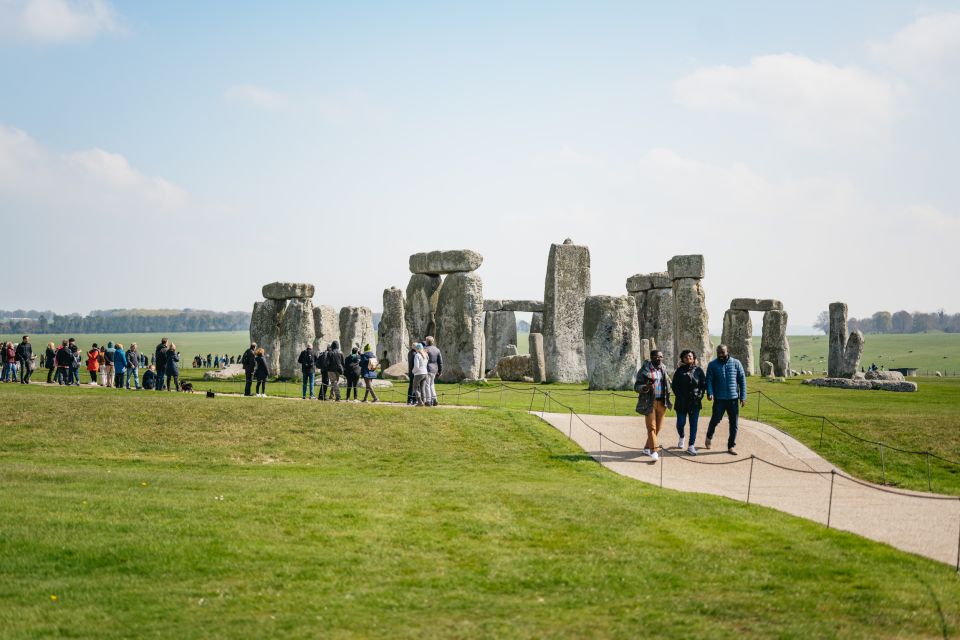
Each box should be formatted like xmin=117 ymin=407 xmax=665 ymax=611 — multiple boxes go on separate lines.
xmin=411 ymin=342 xmax=429 ymax=406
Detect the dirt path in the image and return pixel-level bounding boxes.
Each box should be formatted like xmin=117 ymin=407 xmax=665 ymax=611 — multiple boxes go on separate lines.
xmin=535 ymin=410 xmax=960 ymax=567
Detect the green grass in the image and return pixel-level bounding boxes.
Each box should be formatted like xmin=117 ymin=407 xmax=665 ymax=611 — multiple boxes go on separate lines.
xmin=1 ymin=384 xmax=959 ymax=638
xmin=0 ymin=331 xmax=250 ymax=361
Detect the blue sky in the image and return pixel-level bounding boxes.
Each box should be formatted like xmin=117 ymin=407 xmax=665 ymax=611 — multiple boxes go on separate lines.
xmin=1 ymin=1 xmax=958 ymax=331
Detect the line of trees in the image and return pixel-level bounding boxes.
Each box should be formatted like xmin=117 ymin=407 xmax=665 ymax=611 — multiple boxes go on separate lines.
xmin=0 ymin=309 xmax=250 ymax=334
xmin=813 ymin=309 xmax=960 ymax=334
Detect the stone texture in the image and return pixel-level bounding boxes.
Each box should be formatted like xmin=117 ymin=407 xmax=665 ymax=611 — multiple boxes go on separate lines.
xmin=484 ymin=310 xmax=518 ymax=374
xmin=339 ymin=306 xmax=374 ymax=352
xmin=722 ymin=309 xmax=754 ymax=375
xmin=495 ymin=354 xmax=532 ymax=382
xmin=865 ymin=370 xmax=905 ymax=381
xmin=730 ymin=298 xmax=783 ymax=312
xmin=625 ymin=273 xmax=654 ymax=293
xmin=759 ymin=310 xmax=791 ymax=377
xmin=583 ymin=295 xmax=641 ymax=391
xmin=435 ymin=271 xmax=485 ymax=382
xmin=650 ymin=271 xmax=672 ymax=289
xmin=312 ymin=305 xmax=340 ymax=351
xmin=203 ymin=363 xmax=244 ymax=380
xmin=262 ymin=282 xmax=315 ymax=300
xmin=760 ymin=361 xmax=775 ymax=377
xmin=643 ymin=286 xmax=674 ymax=373
xmin=484 ymin=299 xmax=503 ymax=312
xmin=382 ymin=362 xmax=409 ymax=381
xmin=528 ymin=333 xmax=546 ymax=383
xmin=504 ymin=344 xmax=519 ymax=356
xmin=530 ymin=312 xmax=543 ymax=334
xmin=501 ymin=300 xmax=543 ymax=312
xmin=667 ymin=254 xmax=705 ymax=280
xmin=803 ymin=378 xmax=917 ymax=392
xmin=543 ymin=240 xmax=590 ymax=382
xmin=377 ymin=287 xmax=408 ymax=371
xmin=672 ymin=277 xmax=712 ymax=370
xmin=409 ymin=249 xmax=483 ymax=275
xmin=250 ymin=299 xmax=286 ymax=375
xmin=640 ymin=338 xmax=652 ymax=363
xmin=828 ymin=302 xmax=848 ymax=378
xmin=842 ymin=330 xmax=864 ymax=379
xmin=280 ymin=298 xmax=315 ymax=379
xmin=405 ymin=274 xmax=442 ymax=342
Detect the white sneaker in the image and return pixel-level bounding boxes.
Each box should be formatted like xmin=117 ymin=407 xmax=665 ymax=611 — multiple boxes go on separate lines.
xmin=687 ymin=446 xmax=697 ymax=456
xmin=650 ymin=451 xmax=659 ymax=462
xmin=642 ymin=448 xmax=651 ymax=456
xmin=677 ymin=438 xmax=684 ymax=450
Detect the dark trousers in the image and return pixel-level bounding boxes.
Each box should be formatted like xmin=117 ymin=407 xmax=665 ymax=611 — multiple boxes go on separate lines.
xmin=89 ymin=370 xmax=97 ymax=382
xmin=706 ymin=399 xmax=740 ymax=449
xmin=362 ymin=377 xmax=379 ymax=402
xmin=256 ymin=378 xmax=267 ymax=395
xmin=19 ymin=360 xmax=31 ymax=383
xmin=319 ymin=371 xmax=330 ymax=400
xmin=115 ymin=371 xmax=125 ymax=388
xmin=69 ymin=367 xmax=79 ymax=385
xmin=47 ymin=366 xmax=54 ymax=383
xmin=244 ymin=372 xmax=254 ymax=396
xmin=166 ymin=373 xmax=179 ymax=391
xmin=345 ymin=374 xmax=359 ymax=400
xmin=156 ymin=367 xmax=165 ymax=390
xmin=407 ymin=376 xmax=415 ymax=404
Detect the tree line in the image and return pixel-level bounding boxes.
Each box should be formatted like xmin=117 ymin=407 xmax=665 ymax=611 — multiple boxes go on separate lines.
xmin=813 ymin=309 xmax=960 ymax=334
xmin=0 ymin=309 xmax=250 ymax=334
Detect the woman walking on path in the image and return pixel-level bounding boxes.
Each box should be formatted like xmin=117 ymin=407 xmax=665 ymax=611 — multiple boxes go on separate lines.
xmin=254 ymin=347 xmax=269 ymax=397
xmin=344 ymin=347 xmax=362 ymax=401
xmin=671 ymin=350 xmax=707 ymax=456
xmin=86 ymin=344 xmax=100 ymax=383
xmin=45 ymin=342 xmax=56 ymax=384
xmin=635 ymin=349 xmax=672 ymax=462
xmin=165 ymin=343 xmax=181 ymax=391
xmin=360 ymin=343 xmax=379 ymax=403
xmin=411 ymin=342 xmax=428 ymax=406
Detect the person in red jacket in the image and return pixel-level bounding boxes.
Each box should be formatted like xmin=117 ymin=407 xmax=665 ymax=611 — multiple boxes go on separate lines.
xmin=86 ymin=343 xmax=101 ymax=384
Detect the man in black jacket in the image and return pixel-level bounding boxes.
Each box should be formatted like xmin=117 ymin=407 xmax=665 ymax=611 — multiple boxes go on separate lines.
xmin=154 ymin=338 xmax=169 ymax=391
xmin=241 ymin=342 xmax=257 ymax=396
xmin=54 ymin=340 xmax=72 ymax=385
xmin=297 ymin=345 xmax=316 ymax=400
xmin=406 ymin=342 xmax=418 ymax=405
xmin=15 ymin=335 xmax=33 ymax=384
xmin=67 ymin=339 xmax=80 ymax=386
xmin=325 ymin=341 xmax=344 ymax=401
xmin=317 ymin=345 xmax=330 ymax=400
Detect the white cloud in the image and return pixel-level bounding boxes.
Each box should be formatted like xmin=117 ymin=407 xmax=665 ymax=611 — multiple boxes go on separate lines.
xmin=869 ymin=12 xmax=960 ymax=85
xmin=224 ymin=84 xmax=289 ymax=111
xmin=0 ymin=0 xmax=121 ymax=43
xmin=898 ymin=204 xmax=959 ymax=230
xmin=672 ymin=53 xmax=902 ymax=144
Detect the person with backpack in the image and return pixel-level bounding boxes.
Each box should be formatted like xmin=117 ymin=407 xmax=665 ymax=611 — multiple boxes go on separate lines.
xmin=671 ymin=349 xmax=707 ymax=456
xmin=297 ymin=344 xmax=316 ymax=400
xmin=113 ymin=343 xmax=127 ymax=389
xmin=360 ymin=343 xmax=379 ymax=403
xmin=254 ymin=347 xmax=269 ymax=397
xmin=67 ymin=339 xmax=81 ymax=386
xmin=325 ymin=341 xmax=345 ymax=401
xmin=126 ymin=343 xmax=141 ymax=390
xmin=154 ymin=338 xmax=168 ymax=391
xmin=165 ymin=343 xmax=181 ymax=391
xmin=344 ymin=347 xmax=362 ymax=401
xmin=15 ymin=336 xmax=33 ymax=384
xmin=86 ymin=343 xmax=100 ymax=384
xmin=45 ymin=342 xmax=56 ymax=384
xmin=241 ymin=342 xmax=257 ymax=396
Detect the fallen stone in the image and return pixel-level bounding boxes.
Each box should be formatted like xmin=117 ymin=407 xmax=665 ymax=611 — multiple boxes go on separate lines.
xmin=583 ymin=295 xmax=640 ymax=390
xmin=203 ymin=363 xmax=244 ymax=380
xmin=865 ymin=370 xmax=905 ymax=381
xmin=760 ymin=361 xmax=775 ymax=377
xmin=494 ymin=354 xmax=532 ymax=382
xmin=262 ymin=282 xmax=315 ymax=300
xmin=667 ymin=254 xmax=705 ymax=280
xmin=803 ymin=377 xmax=918 ymax=392
xmin=382 ymin=362 xmax=409 ymax=380
xmin=409 ymin=249 xmax=483 ymax=275
xmin=543 ymin=240 xmax=590 ymax=382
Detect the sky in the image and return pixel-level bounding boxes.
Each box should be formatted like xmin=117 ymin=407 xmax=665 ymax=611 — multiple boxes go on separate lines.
xmin=1 ymin=0 xmax=958 ymax=332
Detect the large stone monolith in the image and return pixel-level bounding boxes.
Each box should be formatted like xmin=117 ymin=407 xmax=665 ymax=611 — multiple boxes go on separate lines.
xmin=669 ymin=255 xmax=711 ymax=369
xmin=250 ymin=298 xmax=286 ymax=375
xmin=828 ymin=302 xmax=862 ymax=378
xmin=484 ymin=310 xmax=517 ymax=374
xmin=435 ymin=271 xmax=484 ymax=381
xmin=339 ymin=306 xmax=374 ymax=352
xmin=405 ymin=274 xmax=442 ymax=342
xmin=721 ymin=309 xmax=754 ymax=375
xmin=530 ymin=312 xmax=543 ymax=334
xmin=543 ymin=239 xmax=590 ymax=382
xmin=409 ymin=250 xmax=483 ymax=275
xmin=262 ymin=282 xmax=315 ymax=300
xmin=279 ymin=298 xmax=315 ymax=379
xmin=841 ymin=329 xmax=864 ymax=379
xmin=529 ymin=332 xmax=546 ymax=383
xmin=312 ymin=305 xmax=340 ymax=351
xmin=377 ymin=287 xmax=408 ymax=370
xmin=583 ymin=295 xmax=640 ymax=390
xmin=644 ymin=273 xmax=675 ymax=373
xmin=759 ymin=309 xmax=790 ymax=377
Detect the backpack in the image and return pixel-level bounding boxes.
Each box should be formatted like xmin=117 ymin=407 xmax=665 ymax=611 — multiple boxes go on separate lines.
xmin=366 ymin=355 xmax=379 ymax=370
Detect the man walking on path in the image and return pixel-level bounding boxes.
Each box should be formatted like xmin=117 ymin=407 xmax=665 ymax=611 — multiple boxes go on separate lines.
xmin=15 ymin=336 xmax=32 ymax=384
xmin=154 ymin=339 xmax=169 ymax=390
xmin=705 ymin=344 xmax=747 ymax=455
xmin=325 ymin=341 xmax=345 ymax=401
xmin=424 ymin=336 xmax=442 ymax=407
xmin=298 ymin=344 xmax=316 ymax=399
xmin=635 ymin=349 xmax=672 ymax=462
xmin=241 ymin=342 xmax=257 ymax=396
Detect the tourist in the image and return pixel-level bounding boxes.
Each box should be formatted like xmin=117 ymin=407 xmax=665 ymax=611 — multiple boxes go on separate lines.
xmin=142 ymin=365 xmax=157 ymax=390
xmin=86 ymin=343 xmax=100 ymax=383
xmin=154 ymin=338 xmax=168 ymax=391
xmin=671 ymin=350 xmax=707 ymax=455
xmin=705 ymin=344 xmax=747 ymax=455
xmin=15 ymin=336 xmax=33 ymax=384
xmin=2 ymin=341 xmax=15 ymax=383
xmin=102 ymin=341 xmax=115 ymax=387
xmin=325 ymin=341 xmax=344 ymax=401
xmin=411 ymin=342 xmax=428 ymax=406
xmin=406 ymin=341 xmax=418 ymax=405
xmin=360 ymin=343 xmax=379 ymax=403
xmin=344 ymin=347 xmax=362 ymax=401
xmin=317 ymin=344 xmax=331 ymax=400
xmin=241 ymin=342 xmax=257 ymax=396
xmin=113 ymin=343 xmax=127 ymax=389
xmin=165 ymin=343 xmax=181 ymax=391
xmin=45 ymin=342 xmax=56 ymax=384
xmin=254 ymin=347 xmax=269 ymax=397
xmin=634 ymin=349 xmax=672 ymax=462
xmin=55 ymin=339 xmax=72 ymax=385
xmin=213 ymin=354 xmax=220 ymax=369
xmin=67 ymin=339 xmax=81 ymax=386
xmin=126 ymin=343 xmax=141 ymax=390
xmin=424 ymin=336 xmax=443 ymax=407
xmin=297 ymin=344 xmax=316 ymax=400
xmin=98 ymin=346 xmax=108 ymax=386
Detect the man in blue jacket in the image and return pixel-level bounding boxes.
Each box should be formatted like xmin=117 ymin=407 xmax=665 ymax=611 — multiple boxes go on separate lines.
xmin=705 ymin=344 xmax=747 ymax=455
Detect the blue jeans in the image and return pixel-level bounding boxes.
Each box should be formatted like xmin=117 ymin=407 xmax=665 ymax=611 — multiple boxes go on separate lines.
xmin=302 ymin=371 xmax=315 ymax=398
xmin=2 ymin=363 xmax=13 ymax=382
xmin=126 ymin=367 xmax=140 ymax=389
xmin=675 ymin=408 xmax=700 ymax=445
xmin=707 ymin=398 xmax=741 ymax=449
xmin=68 ymin=366 xmax=79 ymax=385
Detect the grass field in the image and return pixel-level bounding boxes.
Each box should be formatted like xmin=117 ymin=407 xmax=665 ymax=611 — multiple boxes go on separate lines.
xmin=1 ymin=384 xmax=959 ymax=638
xmin=0 ymin=331 xmax=249 ymax=362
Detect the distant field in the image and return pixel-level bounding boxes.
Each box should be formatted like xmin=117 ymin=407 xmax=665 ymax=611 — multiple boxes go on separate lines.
xmin=0 ymin=331 xmax=249 ymax=361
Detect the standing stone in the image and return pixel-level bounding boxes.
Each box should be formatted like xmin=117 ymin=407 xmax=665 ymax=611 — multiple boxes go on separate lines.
xmin=583 ymin=295 xmax=641 ymax=391
xmin=842 ymin=330 xmax=864 ymax=379
xmin=405 ymin=274 xmax=442 ymax=342
xmin=530 ymin=312 xmax=543 ymax=334
xmin=279 ymin=298 xmax=315 ymax=379
xmin=630 ymin=291 xmax=646 ymax=343
xmin=250 ymin=299 xmax=286 ymax=376
xmin=671 ymin=274 xmax=712 ymax=370
xmin=759 ymin=310 xmax=790 ymax=377
xmin=435 ymin=271 xmax=484 ymax=381
xmin=543 ymin=239 xmax=590 ymax=382
xmin=312 ymin=305 xmax=340 ymax=351
xmin=377 ymin=287 xmax=408 ymax=370
xmin=484 ymin=310 xmax=517 ymax=374
xmin=640 ymin=338 xmax=652 ymax=363
xmin=644 ymin=277 xmax=675 ymax=373
xmin=529 ymin=333 xmax=546 ymax=383
xmin=828 ymin=302 xmax=863 ymax=378
xmin=760 ymin=361 xmax=775 ymax=377
xmin=721 ymin=309 xmax=754 ymax=375
xmin=339 ymin=306 xmax=374 ymax=352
